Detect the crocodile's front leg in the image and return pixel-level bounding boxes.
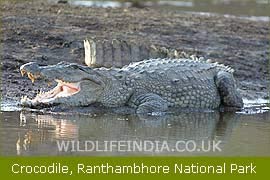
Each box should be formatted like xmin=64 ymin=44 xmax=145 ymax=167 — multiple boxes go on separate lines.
xmin=129 ymin=93 xmax=168 ymax=114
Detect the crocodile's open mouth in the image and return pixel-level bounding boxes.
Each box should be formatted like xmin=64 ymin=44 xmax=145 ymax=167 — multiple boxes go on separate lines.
xmin=20 ymin=70 xmax=81 ymax=105
xmin=33 ymin=80 xmax=80 ymax=103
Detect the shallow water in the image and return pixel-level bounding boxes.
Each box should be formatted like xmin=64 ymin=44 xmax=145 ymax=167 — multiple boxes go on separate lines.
xmin=0 ymin=105 xmax=269 ymax=156
xmin=61 ymin=0 xmax=270 ymax=20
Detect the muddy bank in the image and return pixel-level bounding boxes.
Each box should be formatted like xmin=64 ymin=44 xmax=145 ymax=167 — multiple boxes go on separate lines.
xmin=1 ymin=0 xmax=269 ymax=104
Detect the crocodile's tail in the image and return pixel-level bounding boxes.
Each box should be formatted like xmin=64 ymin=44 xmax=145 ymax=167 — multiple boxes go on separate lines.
xmin=84 ymin=38 xmax=235 ymax=74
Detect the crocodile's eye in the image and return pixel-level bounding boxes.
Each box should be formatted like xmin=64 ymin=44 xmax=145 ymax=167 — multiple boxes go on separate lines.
xmin=69 ymin=64 xmax=79 ymax=69
xmin=116 ymin=75 xmax=123 ymax=79
xmin=115 ymin=74 xmax=124 ymax=80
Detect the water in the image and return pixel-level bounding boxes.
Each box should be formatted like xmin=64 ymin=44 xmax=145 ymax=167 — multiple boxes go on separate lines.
xmin=63 ymin=0 xmax=270 ymax=20
xmin=1 ymin=108 xmax=269 ymax=156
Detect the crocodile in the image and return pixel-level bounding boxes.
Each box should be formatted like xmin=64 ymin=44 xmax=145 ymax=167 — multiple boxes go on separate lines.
xmin=20 ymin=58 xmax=243 ymax=114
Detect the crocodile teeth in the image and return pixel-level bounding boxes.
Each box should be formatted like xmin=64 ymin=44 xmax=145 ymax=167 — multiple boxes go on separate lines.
xmin=20 ymin=69 xmax=26 ymax=77
xmin=27 ymin=72 xmax=35 ymax=83
xmin=21 ymin=95 xmax=28 ymax=101
xmin=55 ymin=79 xmax=62 ymax=83
xmin=38 ymin=90 xmax=44 ymax=95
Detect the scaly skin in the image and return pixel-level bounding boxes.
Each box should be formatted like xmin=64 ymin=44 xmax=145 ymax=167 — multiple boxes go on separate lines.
xmin=20 ymin=58 xmax=243 ymax=113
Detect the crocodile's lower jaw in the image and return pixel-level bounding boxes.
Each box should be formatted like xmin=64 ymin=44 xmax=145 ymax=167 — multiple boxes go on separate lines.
xmin=21 ymin=80 xmax=81 ymax=106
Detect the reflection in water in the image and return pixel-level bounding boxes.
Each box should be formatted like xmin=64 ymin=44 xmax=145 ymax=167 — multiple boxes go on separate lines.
xmin=1 ymin=110 xmax=269 ymax=156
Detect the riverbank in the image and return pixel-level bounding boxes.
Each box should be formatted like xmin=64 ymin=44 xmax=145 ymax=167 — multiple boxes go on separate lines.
xmin=1 ymin=0 xmax=269 ymax=104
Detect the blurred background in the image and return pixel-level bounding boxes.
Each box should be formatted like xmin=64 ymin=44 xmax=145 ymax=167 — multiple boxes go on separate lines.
xmin=52 ymin=0 xmax=270 ymax=17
